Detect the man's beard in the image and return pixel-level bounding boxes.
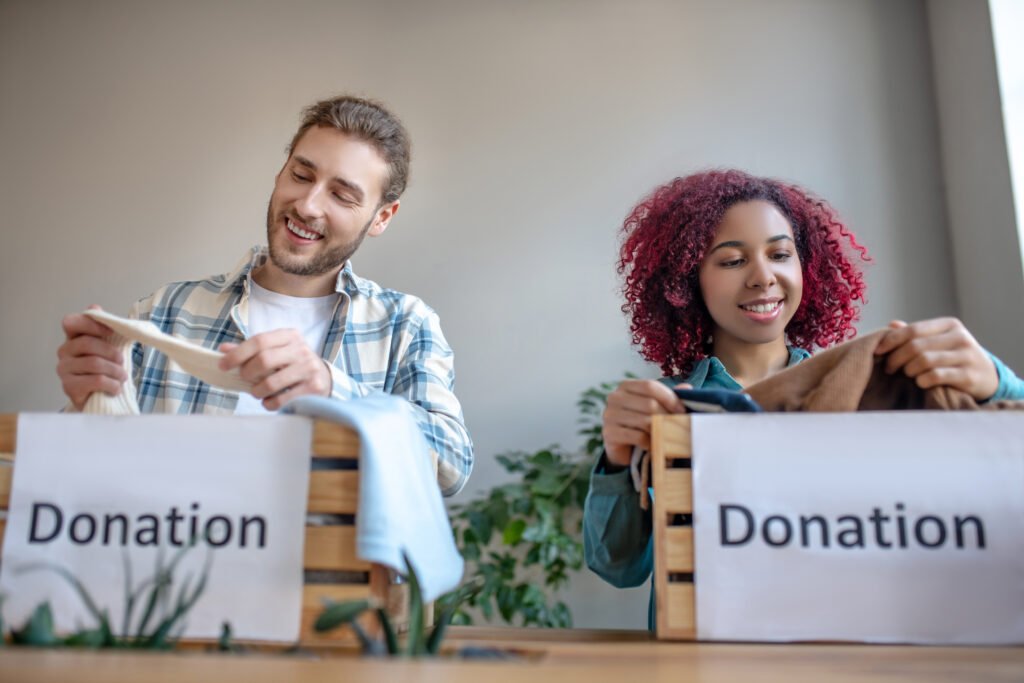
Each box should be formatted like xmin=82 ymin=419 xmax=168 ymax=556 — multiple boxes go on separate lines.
xmin=265 ymin=202 xmax=373 ymax=278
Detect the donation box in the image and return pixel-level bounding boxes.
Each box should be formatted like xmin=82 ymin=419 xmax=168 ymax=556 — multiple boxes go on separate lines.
xmin=0 ymin=414 xmax=381 ymax=645
xmin=650 ymin=412 xmax=1024 ymax=644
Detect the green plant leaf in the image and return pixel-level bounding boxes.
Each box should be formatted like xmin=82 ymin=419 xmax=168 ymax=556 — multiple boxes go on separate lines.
xmin=217 ymin=621 xmax=233 ymax=651
xmin=120 ymin=549 xmax=134 ymax=637
xmin=133 ymin=549 xmax=171 ymax=640
xmin=479 ymin=595 xmax=493 ymax=620
xmin=15 ymin=563 xmax=106 ymax=629
xmin=143 ymin=549 xmax=212 ymax=649
xmin=551 ymin=602 xmax=572 ymax=628
xmin=404 ymin=553 xmax=426 ymax=656
xmin=530 ymin=449 xmax=555 ymax=467
xmin=426 ymin=604 xmax=455 ymax=655
xmin=467 ymin=510 xmax=493 ymax=546
xmin=11 ymin=603 xmax=59 ymax=646
xmin=349 ymin=619 xmax=383 ymax=655
xmin=512 ymin=496 xmax=532 ymax=515
xmin=462 ymin=542 xmax=481 ymax=561
xmin=314 ymin=599 xmax=372 ymax=632
xmin=445 ymin=376 xmax=630 ymax=629
xmin=377 ymin=607 xmax=399 ymax=655
xmin=501 ymin=519 xmax=526 ymax=545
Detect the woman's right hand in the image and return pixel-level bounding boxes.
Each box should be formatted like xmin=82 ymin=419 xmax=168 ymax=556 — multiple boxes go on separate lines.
xmin=602 ymin=379 xmax=688 ymax=467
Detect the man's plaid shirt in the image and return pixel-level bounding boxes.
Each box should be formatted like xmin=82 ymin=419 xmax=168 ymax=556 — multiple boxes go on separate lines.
xmin=127 ymin=247 xmax=473 ymax=496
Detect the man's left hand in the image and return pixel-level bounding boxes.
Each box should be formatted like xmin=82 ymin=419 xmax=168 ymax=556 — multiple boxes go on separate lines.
xmin=874 ymin=317 xmax=999 ymax=401
xmin=219 ymin=329 xmax=331 ymax=410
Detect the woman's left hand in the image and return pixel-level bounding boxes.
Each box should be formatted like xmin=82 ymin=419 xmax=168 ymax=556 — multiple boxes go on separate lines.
xmin=874 ymin=317 xmax=999 ymax=401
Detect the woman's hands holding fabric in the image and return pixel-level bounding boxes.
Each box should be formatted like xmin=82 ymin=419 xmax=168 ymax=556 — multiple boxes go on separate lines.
xmin=602 ymin=379 xmax=688 ymax=467
xmin=874 ymin=317 xmax=999 ymax=401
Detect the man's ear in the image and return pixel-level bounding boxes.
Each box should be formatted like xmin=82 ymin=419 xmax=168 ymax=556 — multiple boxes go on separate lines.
xmin=368 ymin=200 xmax=400 ymax=237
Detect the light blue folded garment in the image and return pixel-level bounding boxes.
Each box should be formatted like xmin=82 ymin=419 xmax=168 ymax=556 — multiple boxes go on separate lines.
xmin=283 ymin=395 xmax=464 ymax=601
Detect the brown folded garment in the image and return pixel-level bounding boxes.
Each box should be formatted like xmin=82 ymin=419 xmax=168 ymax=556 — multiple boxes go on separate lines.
xmin=745 ymin=329 xmax=1024 ymax=412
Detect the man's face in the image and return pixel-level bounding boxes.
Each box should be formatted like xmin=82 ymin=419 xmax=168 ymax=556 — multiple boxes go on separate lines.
xmin=265 ymin=126 xmax=397 ymax=279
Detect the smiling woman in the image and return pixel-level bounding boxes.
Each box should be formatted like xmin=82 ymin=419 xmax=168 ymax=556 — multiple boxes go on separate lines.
xmin=583 ymin=169 xmax=1024 ymax=631
xmin=620 ymin=170 xmax=869 ymax=385
xmin=696 ymin=201 xmax=806 ymax=387
xmin=595 ymin=169 xmax=871 ymax=472
xmin=583 ymin=169 xmax=871 ymax=629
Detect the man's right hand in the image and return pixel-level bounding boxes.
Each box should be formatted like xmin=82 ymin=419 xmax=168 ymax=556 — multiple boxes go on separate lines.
xmin=56 ymin=308 xmax=128 ymax=410
xmin=602 ymin=379 xmax=688 ymax=467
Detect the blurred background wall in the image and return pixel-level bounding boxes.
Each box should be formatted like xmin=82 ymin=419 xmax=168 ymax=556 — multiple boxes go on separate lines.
xmin=1 ymin=0 xmax=1020 ymax=628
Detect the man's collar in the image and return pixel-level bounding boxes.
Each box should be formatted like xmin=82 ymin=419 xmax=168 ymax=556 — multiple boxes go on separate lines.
xmin=334 ymin=260 xmax=374 ymax=298
xmin=219 ymin=246 xmax=267 ymax=292
xmin=227 ymin=246 xmax=374 ymax=298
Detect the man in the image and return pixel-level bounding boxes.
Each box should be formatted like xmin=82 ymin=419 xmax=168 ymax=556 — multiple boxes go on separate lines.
xmin=56 ymin=95 xmax=473 ymax=496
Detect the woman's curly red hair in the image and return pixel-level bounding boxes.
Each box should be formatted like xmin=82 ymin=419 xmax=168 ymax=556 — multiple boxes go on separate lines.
xmin=620 ymin=169 xmax=870 ymax=377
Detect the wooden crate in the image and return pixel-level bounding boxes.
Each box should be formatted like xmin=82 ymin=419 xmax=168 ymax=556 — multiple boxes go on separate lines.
xmin=0 ymin=413 xmax=390 ymax=647
xmin=650 ymin=414 xmax=695 ymax=640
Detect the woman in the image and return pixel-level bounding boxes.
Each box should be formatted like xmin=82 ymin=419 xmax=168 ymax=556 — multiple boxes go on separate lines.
xmin=584 ymin=169 xmax=1024 ymax=626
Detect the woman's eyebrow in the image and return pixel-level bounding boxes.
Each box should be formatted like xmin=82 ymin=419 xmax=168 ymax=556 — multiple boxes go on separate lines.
xmin=708 ymin=234 xmax=793 ymax=254
xmin=708 ymin=240 xmax=744 ymax=254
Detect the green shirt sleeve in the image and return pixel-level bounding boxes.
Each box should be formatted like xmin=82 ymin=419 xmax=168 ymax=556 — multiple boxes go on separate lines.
xmin=582 ymin=453 xmax=654 ymax=588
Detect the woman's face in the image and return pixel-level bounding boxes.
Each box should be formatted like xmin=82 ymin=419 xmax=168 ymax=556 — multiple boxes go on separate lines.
xmin=698 ymin=200 xmax=804 ymax=350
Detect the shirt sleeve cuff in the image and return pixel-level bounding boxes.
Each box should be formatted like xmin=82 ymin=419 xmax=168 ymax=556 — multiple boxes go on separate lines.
xmin=984 ymin=350 xmax=1024 ymax=402
xmin=590 ymin=452 xmax=638 ymax=494
xmin=325 ymin=363 xmax=376 ymax=401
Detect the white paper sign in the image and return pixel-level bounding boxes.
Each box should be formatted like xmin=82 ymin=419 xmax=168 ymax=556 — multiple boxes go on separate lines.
xmin=692 ymin=412 xmax=1024 ymax=644
xmin=0 ymin=414 xmax=312 ymax=642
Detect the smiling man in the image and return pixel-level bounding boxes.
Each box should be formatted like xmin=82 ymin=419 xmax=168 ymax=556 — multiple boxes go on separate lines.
xmin=56 ymin=96 xmax=473 ymax=496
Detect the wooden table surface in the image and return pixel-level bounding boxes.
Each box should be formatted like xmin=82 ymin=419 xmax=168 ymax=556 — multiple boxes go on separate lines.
xmin=3 ymin=627 xmax=1022 ymax=682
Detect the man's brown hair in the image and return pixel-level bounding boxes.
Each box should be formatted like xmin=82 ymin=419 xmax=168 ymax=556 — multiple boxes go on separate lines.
xmin=289 ymin=95 xmax=411 ymax=205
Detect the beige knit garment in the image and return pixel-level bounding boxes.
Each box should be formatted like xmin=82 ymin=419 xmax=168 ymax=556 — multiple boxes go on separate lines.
xmin=80 ymin=309 xmax=253 ymax=415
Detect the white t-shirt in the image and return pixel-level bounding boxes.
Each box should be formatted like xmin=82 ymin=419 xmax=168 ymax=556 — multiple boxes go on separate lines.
xmin=234 ymin=280 xmax=339 ymax=414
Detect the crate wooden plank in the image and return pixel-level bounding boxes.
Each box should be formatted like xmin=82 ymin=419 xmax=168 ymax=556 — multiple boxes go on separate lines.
xmin=312 ymin=422 xmax=360 ymax=458
xmin=654 ymin=415 xmax=691 ymax=461
xmin=299 ymin=583 xmax=374 ymax=643
xmin=307 ymin=471 xmax=359 ymax=514
xmin=304 ymin=526 xmax=370 ymax=571
xmin=660 ymin=470 xmax=693 ymax=514
xmin=660 ymin=583 xmax=696 ymax=639
xmin=0 ymin=463 xmax=11 ymax=510
xmin=302 ymin=583 xmax=373 ymax=606
xmin=652 ymin=415 xmax=696 ymax=641
xmin=663 ymin=527 xmax=694 ymax=573
xmin=0 ymin=414 xmax=14 ymax=455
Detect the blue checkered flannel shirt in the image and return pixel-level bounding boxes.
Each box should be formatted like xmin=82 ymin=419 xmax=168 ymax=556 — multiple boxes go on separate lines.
xmin=126 ymin=246 xmax=473 ymax=496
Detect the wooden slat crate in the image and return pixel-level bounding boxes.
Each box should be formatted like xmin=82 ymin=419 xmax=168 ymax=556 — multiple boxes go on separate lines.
xmin=0 ymin=413 xmax=389 ymax=647
xmin=650 ymin=414 xmax=695 ymax=640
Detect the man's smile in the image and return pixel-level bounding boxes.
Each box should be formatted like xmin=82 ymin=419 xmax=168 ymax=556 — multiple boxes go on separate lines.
xmin=286 ymin=216 xmax=324 ymax=241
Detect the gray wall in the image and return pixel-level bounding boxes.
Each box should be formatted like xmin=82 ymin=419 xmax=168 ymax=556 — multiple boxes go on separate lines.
xmin=928 ymin=0 xmax=1024 ymax=371
xmin=0 ymin=0 xmax=992 ymax=628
